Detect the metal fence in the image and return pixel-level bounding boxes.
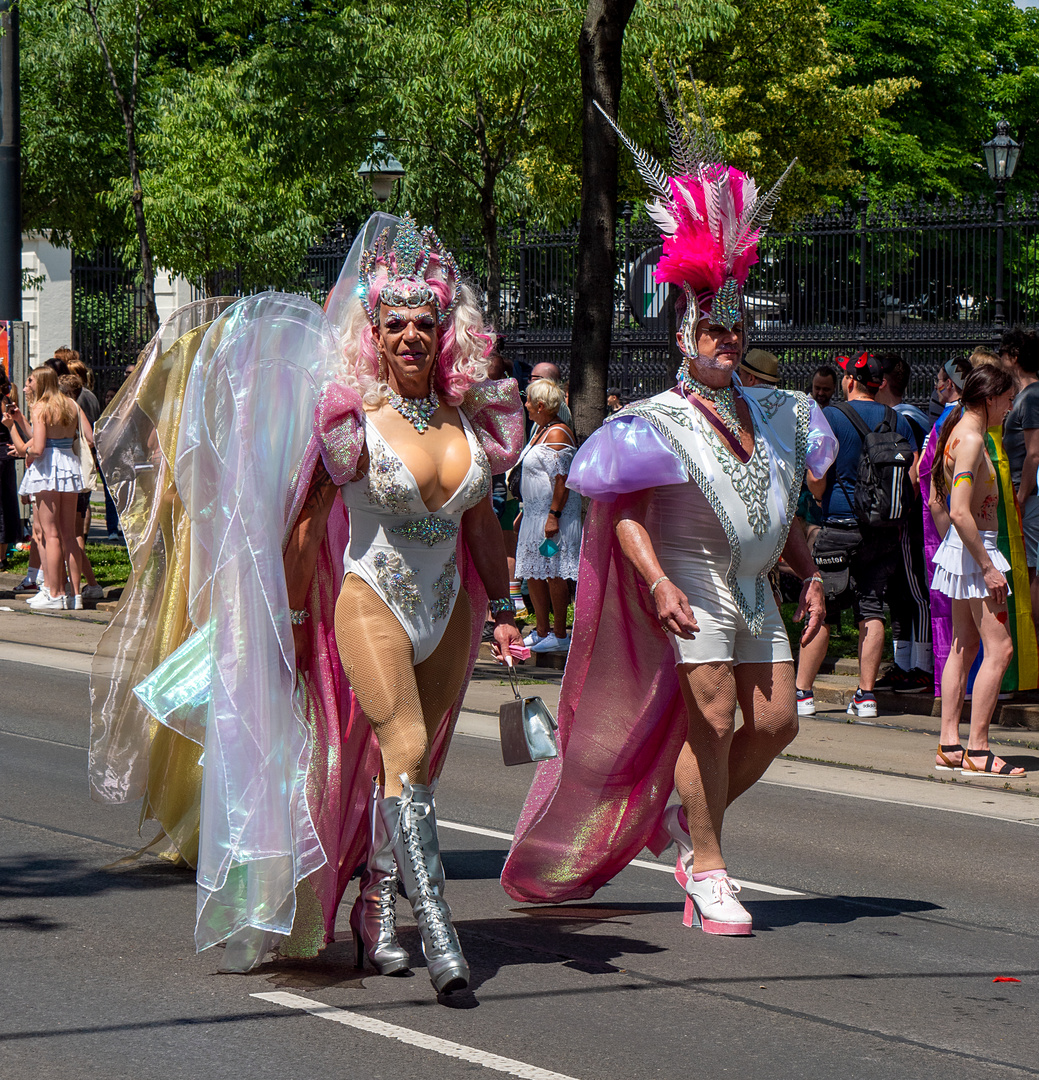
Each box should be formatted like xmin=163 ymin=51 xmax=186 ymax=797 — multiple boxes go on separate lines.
xmin=73 ymin=190 xmax=1039 ymax=403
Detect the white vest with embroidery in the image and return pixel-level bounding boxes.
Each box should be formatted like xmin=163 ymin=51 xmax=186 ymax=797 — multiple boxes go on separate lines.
xmin=618 ymin=387 xmax=812 ymax=635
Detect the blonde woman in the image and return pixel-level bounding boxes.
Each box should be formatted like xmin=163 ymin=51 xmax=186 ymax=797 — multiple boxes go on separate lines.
xmin=514 ymin=377 xmax=580 ymax=652
xmin=2 ymin=366 xmax=85 ymax=609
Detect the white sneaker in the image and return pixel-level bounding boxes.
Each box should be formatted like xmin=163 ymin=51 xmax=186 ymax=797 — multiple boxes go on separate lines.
xmin=530 ymin=632 xmax=562 ymax=653
xmin=796 ymin=689 xmax=816 ymax=716
xmin=683 ymin=872 xmax=753 ymax=935
xmin=26 ymin=586 xmax=54 ymax=607
xmin=69 ymin=594 xmax=83 ymax=610
xmin=81 ymin=584 xmax=105 ymax=600
xmin=33 ymin=592 xmax=67 ymax=611
xmin=523 ymin=629 xmax=545 ymax=648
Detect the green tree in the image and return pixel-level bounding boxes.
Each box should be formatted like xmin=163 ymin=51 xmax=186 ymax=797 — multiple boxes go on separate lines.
xmin=826 ymin=0 xmax=1039 ymax=200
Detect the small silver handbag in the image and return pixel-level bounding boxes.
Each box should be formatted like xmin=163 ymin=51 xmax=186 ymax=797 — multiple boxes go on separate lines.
xmin=499 ymin=664 xmax=560 ymax=766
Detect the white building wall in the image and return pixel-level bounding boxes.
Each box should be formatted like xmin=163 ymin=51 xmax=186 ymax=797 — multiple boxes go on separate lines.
xmin=22 ymin=236 xmax=72 ymax=368
xmin=21 ymin=236 xmax=194 ymax=368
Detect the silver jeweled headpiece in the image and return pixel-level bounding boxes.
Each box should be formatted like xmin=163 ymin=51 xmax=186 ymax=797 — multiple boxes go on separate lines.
xmin=357 ymin=213 xmax=461 ymax=328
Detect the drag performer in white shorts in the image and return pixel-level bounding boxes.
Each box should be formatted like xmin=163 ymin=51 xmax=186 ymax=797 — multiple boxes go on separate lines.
xmin=501 ymin=78 xmax=838 ymax=936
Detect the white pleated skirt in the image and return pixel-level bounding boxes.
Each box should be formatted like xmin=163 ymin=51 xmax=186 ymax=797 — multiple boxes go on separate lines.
xmin=931 ymin=527 xmax=1011 ymax=600
xmin=18 ymin=445 xmax=84 ymax=496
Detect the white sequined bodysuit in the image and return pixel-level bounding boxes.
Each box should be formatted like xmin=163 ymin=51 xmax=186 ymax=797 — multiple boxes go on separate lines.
xmin=339 ymin=412 xmax=491 ymax=663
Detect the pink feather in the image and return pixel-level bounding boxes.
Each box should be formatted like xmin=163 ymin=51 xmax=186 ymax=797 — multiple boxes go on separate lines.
xmin=654 ymin=166 xmax=758 ymax=293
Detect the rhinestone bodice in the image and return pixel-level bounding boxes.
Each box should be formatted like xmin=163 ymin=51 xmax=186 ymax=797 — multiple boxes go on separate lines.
xmin=337 ymin=410 xmax=491 ymax=663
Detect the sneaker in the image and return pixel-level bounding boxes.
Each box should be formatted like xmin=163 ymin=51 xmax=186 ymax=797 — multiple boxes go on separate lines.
xmin=81 ymin=584 xmax=105 ymax=601
xmin=530 ymin=632 xmax=563 ymax=653
xmin=796 ymin=688 xmax=816 ymax=716
xmin=847 ymin=688 xmax=878 ymax=718
xmin=523 ymin=629 xmax=545 ymax=648
xmin=894 ymin=667 xmax=933 ymax=694
xmin=26 ymin=586 xmax=54 ymax=607
xmin=683 ymin=872 xmax=753 ymax=935
xmin=69 ymin=594 xmax=83 ymax=610
xmin=32 ymin=592 xmax=67 ymax=611
xmin=107 ymin=532 xmax=123 ymax=541
xmin=17 ymin=575 xmax=38 ymax=592
xmin=874 ymin=664 xmax=909 ymax=692
xmin=552 ymin=634 xmax=571 ymax=652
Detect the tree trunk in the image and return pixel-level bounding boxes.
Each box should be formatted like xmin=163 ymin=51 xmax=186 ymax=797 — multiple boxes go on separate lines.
xmin=569 ymin=0 xmax=637 ymax=443
xmin=125 ymin=124 xmax=159 ymax=337
xmin=481 ymin=180 xmax=501 ymax=328
xmin=85 ymin=0 xmax=159 ymax=338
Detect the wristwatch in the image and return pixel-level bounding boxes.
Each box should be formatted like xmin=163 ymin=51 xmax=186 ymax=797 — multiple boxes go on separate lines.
xmin=548 ymin=508 xmax=562 ymax=518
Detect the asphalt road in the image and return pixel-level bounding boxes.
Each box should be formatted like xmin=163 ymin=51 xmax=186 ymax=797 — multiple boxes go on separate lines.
xmin=2 ymin=657 xmax=1038 ymax=1080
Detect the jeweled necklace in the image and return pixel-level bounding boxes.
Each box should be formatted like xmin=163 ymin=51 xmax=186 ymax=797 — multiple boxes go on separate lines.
xmin=388 ymin=385 xmax=439 ymax=433
xmin=681 ymin=370 xmax=742 ymax=437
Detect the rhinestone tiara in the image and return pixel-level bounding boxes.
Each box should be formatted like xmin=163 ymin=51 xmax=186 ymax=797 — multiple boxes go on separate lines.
xmin=356 ymin=213 xmax=461 ymax=328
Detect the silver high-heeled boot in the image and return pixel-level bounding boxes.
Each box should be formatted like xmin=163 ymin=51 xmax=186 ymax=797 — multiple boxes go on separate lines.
xmin=350 ymin=778 xmax=410 ymax=976
xmin=378 ymin=776 xmax=469 ymax=995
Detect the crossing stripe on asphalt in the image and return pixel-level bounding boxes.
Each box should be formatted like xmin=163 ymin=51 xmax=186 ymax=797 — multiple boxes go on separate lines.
xmin=252 ymin=991 xmax=584 ymax=1080
xmin=437 ymin=819 xmax=805 ymax=897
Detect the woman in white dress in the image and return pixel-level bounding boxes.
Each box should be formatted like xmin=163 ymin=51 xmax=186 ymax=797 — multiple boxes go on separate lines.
xmin=2 ymin=366 xmax=85 ymax=609
xmin=515 ymin=377 xmax=581 ymax=652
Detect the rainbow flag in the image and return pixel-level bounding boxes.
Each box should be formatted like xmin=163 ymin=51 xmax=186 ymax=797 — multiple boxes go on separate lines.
xmin=983 ymin=428 xmax=1038 ymax=691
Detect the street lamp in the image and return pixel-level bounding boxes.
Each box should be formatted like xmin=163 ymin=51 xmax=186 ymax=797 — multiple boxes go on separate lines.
xmin=357 ymin=133 xmax=405 ymax=204
xmin=982 ymin=119 xmax=1022 ymax=327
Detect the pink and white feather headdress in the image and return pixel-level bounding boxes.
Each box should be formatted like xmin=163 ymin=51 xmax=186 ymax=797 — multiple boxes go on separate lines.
xmin=598 ymin=66 xmax=795 ymax=356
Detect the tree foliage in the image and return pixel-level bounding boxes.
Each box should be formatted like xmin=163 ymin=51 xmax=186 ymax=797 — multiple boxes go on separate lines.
xmin=827 ymin=0 xmax=1039 ymax=201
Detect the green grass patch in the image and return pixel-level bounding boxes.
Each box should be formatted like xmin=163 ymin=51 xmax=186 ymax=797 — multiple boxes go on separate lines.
xmin=780 ymin=601 xmax=893 ymax=662
xmin=4 ymin=542 xmax=131 ymax=589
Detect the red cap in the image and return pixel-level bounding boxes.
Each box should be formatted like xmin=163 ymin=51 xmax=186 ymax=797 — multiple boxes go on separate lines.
xmin=838 ymin=352 xmax=884 ymax=390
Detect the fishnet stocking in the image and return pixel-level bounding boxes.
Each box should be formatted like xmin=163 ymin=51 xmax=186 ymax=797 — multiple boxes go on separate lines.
xmin=675 ymin=660 xmax=797 ymax=871
xmin=335 ymin=573 xmax=472 ymax=798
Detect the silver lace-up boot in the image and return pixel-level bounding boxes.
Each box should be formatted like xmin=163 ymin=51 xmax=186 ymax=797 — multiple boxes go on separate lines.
xmin=378 ymin=776 xmax=469 ymax=994
xmin=350 ymin=779 xmax=410 ymax=976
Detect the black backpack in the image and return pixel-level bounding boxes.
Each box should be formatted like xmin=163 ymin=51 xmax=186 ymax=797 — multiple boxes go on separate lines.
xmin=833 ymin=403 xmax=915 ymax=528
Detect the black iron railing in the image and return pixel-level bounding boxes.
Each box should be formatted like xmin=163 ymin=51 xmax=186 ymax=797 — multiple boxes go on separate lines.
xmin=73 ymin=191 xmax=1039 ymax=402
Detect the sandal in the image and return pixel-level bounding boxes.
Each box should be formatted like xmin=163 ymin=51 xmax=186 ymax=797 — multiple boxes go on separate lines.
xmin=935 ymin=743 xmax=965 ymax=771
xmin=960 ymin=749 xmax=1026 ymax=777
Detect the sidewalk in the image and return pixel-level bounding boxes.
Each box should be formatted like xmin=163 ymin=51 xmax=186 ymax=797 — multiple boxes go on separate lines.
xmin=2 ymin=604 xmax=1035 ymax=803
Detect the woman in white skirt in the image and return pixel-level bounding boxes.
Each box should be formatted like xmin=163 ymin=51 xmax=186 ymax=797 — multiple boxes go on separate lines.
xmin=1 ymin=366 xmax=85 ymax=610
xmin=928 ymin=364 xmax=1024 ymax=777
xmin=514 ymin=378 xmax=581 ymax=652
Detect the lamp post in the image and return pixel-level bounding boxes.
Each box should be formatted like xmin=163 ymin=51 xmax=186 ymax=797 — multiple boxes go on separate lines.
xmin=357 ymin=133 xmax=405 ymax=204
xmin=982 ymin=119 xmax=1022 ymax=328
xmin=0 ymin=0 xmax=21 ymax=321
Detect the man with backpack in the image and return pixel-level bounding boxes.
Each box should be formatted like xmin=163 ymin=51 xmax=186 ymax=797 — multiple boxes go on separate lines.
xmin=795 ymin=352 xmax=920 ymax=718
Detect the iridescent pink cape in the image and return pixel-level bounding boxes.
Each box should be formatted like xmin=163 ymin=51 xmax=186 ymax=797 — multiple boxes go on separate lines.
xmin=501 ymin=492 xmax=687 ymax=902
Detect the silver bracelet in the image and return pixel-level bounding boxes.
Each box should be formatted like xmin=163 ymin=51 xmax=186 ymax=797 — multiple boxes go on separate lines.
xmin=804 ymin=573 xmax=824 ymax=587
xmin=290 ymin=609 xmax=310 ymax=625
xmin=648 ymin=574 xmax=670 ymax=597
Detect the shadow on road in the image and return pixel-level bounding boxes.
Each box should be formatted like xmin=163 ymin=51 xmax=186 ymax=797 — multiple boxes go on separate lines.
xmin=748 ymin=894 xmax=942 ymax=930
xmin=0 ymin=853 xmax=192 ymax=911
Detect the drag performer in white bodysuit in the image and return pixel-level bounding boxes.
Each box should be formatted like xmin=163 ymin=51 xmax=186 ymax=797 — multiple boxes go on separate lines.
xmin=89 ymin=215 xmax=524 ymax=994
xmin=502 ymin=82 xmax=837 ymax=935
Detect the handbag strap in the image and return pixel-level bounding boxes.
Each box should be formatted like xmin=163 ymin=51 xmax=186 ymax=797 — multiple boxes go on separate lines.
xmin=506 ymin=662 xmax=522 ymax=700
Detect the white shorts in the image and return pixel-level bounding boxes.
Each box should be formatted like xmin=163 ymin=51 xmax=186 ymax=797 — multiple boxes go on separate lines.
xmin=931 ymin=528 xmax=1011 ymax=600
xmin=670 ymin=587 xmax=793 ymax=667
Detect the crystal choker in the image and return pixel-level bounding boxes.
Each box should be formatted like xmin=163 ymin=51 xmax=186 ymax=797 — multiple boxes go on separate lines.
xmin=681 ymin=372 xmax=742 ymax=437
xmin=388 ymin=385 xmax=439 ymax=433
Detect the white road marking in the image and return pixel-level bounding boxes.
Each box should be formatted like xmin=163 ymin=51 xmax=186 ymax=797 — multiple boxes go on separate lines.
xmin=438 ymin=819 xmax=804 ymax=897
xmin=252 ymin=990 xmax=585 ymax=1080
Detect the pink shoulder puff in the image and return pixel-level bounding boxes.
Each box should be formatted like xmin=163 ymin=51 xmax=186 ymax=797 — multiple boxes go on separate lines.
xmin=315 ymin=380 xmax=365 ymax=485
xmin=461 ymin=378 xmax=524 ymax=474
